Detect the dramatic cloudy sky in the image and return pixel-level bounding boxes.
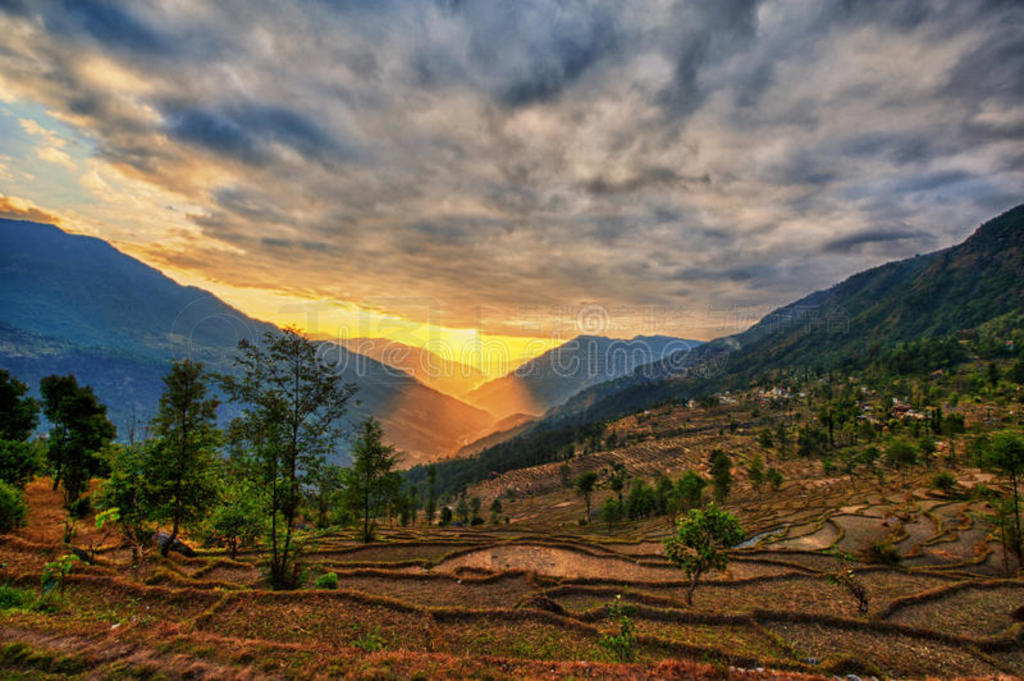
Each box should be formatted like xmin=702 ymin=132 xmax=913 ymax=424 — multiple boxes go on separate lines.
xmin=0 ymin=0 xmax=1021 ymax=359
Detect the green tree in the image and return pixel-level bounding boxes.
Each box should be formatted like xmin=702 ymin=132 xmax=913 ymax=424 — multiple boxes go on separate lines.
xmin=675 ymin=470 xmax=706 ymax=512
xmin=766 ymin=466 xmax=784 ymax=492
xmin=455 ymin=494 xmax=470 ymax=525
xmin=343 ymin=417 xmax=401 ymax=542
xmin=0 ymin=439 xmax=44 ymax=488
xmin=96 ymin=442 xmax=156 ymax=568
xmin=981 ymin=432 xmax=1024 ymax=566
xmin=425 ymin=465 xmax=437 ymax=525
xmin=0 ymin=370 xmax=38 ymax=442
xmin=489 ymin=497 xmax=503 ymax=524
xmin=0 ymin=480 xmax=27 ymax=532
xmin=220 ymin=327 xmax=357 ymax=588
xmin=885 ymin=438 xmax=918 ymax=468
xmin=747 ymin=454 xmax=765 ymax=494
xmin=574 ymin=470 xmax=599 ymax=523
xmin=469 ymin=495 xmax=482 ymax=524
xmin=40 ymin=375 xmax=115 ymax=509
xmin=202 ymin=477 xmax=264 ymax=559
xmin=664 ymin=503 xmax=744 ymax=605
xmin=600 ymin=496 xmax=623 ymax=532
xmin=148 ymin=360 xmax=221 ymax=557
xmin=709 ymin=450 xmax=732 ymax=503
xmin=306 ymin=461 xmax=346 ymax=529
xmin=606 ymin=462 xmax=628 ymax=504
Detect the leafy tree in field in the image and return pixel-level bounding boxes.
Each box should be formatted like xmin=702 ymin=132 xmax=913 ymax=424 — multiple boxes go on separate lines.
xmin=606 ymin=462 xmax=628 ymax=503
xmin=654 ymin=473 xmax=674 ymax=515
xmin=664 ymin=503 xmax=744 ymax=605
xmin=675 ymin=470 xmax=706 ymax=512
xmin=425 ymin=465 xmax=437 ymax=525
xmin=600 ymin=496 xmax=623 ymax=532
xmin=766 ymin=466 xmax=784 ymax=492
xmin=0 ymin=370 xmax=38 ymax=442
xmin=306 ymin=461 xmax=346 ymax=529
xmin=469 ymin=496 xmax=482 ymax=523
xmin=96 ymin=442 xmax=156 ymax=568
xmin=709 ymin=450 xmax=732 ymax=502
xmin=980 ymin=432 xmax=1024 ymax=566
xmin=574 ymin=470 xmax=599 ymax=523
xmin=149 ymin=360 xmax=220 ymax=557
xmin=747 ymin=454 xmax=765 ymax=494
xmin=220 ymin=327 xmax=356 ymax=588
xmin=489 ymin=497 xmax=502 ymax=524
xmin=455 ymin=494 xmax=470 ymax=525
xmin=885 ymin=438 xmax=918 ymax=468
xmin=202 ymin=477 xmax=265 ymax=559
xmin=342 ymin=417 xmax=401 ymax=542
xmin=0 ymin=440 xmax=44 ymax=488
xmin=439 ymin=505 xmax=453 ymax=526
xmin=0 ymin=480 xmax=27 ymax=532
xmin=40 ymin=374 xmax=115 ymax=509
xmin=627 ymin=479 xmax=657 ymax=520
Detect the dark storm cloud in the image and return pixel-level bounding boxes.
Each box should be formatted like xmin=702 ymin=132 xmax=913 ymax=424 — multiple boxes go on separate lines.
xmin=0 ymin=0 xmax=1022 ymax=336
xmin=822 ymin=229 xmax=934 ymax=254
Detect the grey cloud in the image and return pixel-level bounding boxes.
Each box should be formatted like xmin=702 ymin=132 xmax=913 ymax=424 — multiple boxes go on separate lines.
xmin=0 ymin=0 xmax=1022 ymax=336
xmin=822 ymin=229 xmax=934 ymax=254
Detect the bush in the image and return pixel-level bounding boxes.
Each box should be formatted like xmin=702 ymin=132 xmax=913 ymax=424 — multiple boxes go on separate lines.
xmin=931 ymin=471 xmax=957 ymax=494
xmin=66 ymin=494 xmax=91 ymax=519
xmin=0 ymin=585 xmax=31 ymax=610
xmin=0 ymin=480 xmax=27 ymax=532
xmin=313 ymin=572 xmax=339 ymax=590
xmin=863 ymin=541 xmax=902 ymax=566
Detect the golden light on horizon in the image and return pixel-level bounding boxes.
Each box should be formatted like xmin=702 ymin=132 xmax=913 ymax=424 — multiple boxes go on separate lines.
xmin=156 ymin=265 xmax=561 ymax=378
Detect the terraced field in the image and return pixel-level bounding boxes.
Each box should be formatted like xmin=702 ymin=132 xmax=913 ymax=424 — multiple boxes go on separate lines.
xmin=2 ymin=474 xmax=1022 ymax=681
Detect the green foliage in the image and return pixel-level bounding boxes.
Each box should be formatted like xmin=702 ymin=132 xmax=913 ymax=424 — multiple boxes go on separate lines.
xmin=746 ymin=454 xmax=765 ymax=493
xmin=598 ymin=594 xmax=636 ymax=662
xmin=863 ymin=541 xmax=901 ymax=566
xmin=675 ymin=470 xmax=706 ymax=511
xmin=574 ymin=470 xmax=599 ymax=523
xmin=342 ymin=417 xmax=401 ymax=542
xmin=0 ymin=584 xmax=31 ymax=610
xmin=220 ymin=327 xmax=356 ymax=589
xmin=96 ymin=442 xmax=155 ymax=558
xmin=0 ymin=480 xmax=27 ymax=532
xmin=931 ymin=470 xmax=957 ymax=494
xmin=0 ymin=439 xmax=44 ymax=487
xmin=765 ymin=466 xmax=784 ymax=491
xmin=626 ymin=479 xmax=657 ymax=520
xmin=40 ymin=374 xmax=115 ymax=508
xmin=979 ymin=431 xmax=1024 ymax=565
xmin=40 ymin=553 xmax=78 ymax=604
xmin=600 ymin=495 xmax=623 ymax=531
xmin=757 ymin=429 xmax=774 ymax=449
xmin=200 ymin=477 xmax=264 ymax=559
xmin=709 ymin=450 xmax=732 ymax=502
xmin=488 ymin=497 xmax=503 ymax=524
xmin=885 ymin=437 xmax=918 ymax=467
xmin=313 ymin=571 xmax=339 ymax=589
xmin=606 ymin=462 xmax=628 ymax=503
xmin=353 ymin=626 xmax=386 ymax=652
xmin=0 ymin=370 xmax=39 ymax=442
xmin=664 ymin=503 xmax=744 ymax=605
xmin=439 ymin=506 xmax=453 ymax=526
xmin=148 ymin=360 xmax=221 ymax=556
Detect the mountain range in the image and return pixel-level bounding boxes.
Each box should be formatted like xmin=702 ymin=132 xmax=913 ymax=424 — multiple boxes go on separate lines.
xmin=0 ymin=219 xmax=496 ymax=466
xmin=415 ymin=203 xmax=1023 ymax=490
xmin=465 ymin=334 xmax=703 ymax=418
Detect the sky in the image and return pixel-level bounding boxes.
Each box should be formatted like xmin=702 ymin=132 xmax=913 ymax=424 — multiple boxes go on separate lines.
xmin=0 ymin=0 xmax=1021 ymax=374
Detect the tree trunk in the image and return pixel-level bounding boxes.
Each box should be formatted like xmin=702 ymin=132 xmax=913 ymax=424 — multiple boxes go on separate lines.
xmin=686 ymin=570 xmax=700 ymax=605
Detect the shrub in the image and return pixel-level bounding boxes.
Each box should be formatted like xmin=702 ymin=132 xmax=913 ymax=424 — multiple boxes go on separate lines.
xmin=353 ymin=626 xmax=385 ymax=652
xmin=863 ymin=541 xmax=901 ymax=566
xmin=0 ymin=585 xmax=31 ymax=610
xmin=0 ymin=480 xmax=27 ymax=532
xmin=598 ymin=594 xmax=636 ymax=663
xmin=67 ymin=494 xmax=91 ymax=520
xmin=885 ymin=438 xmax=918 ymax=467
xmin=313 ymin=572 xmax=339 ymax=589
xmin=931 ymin=471 xmax=957 ymax=494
